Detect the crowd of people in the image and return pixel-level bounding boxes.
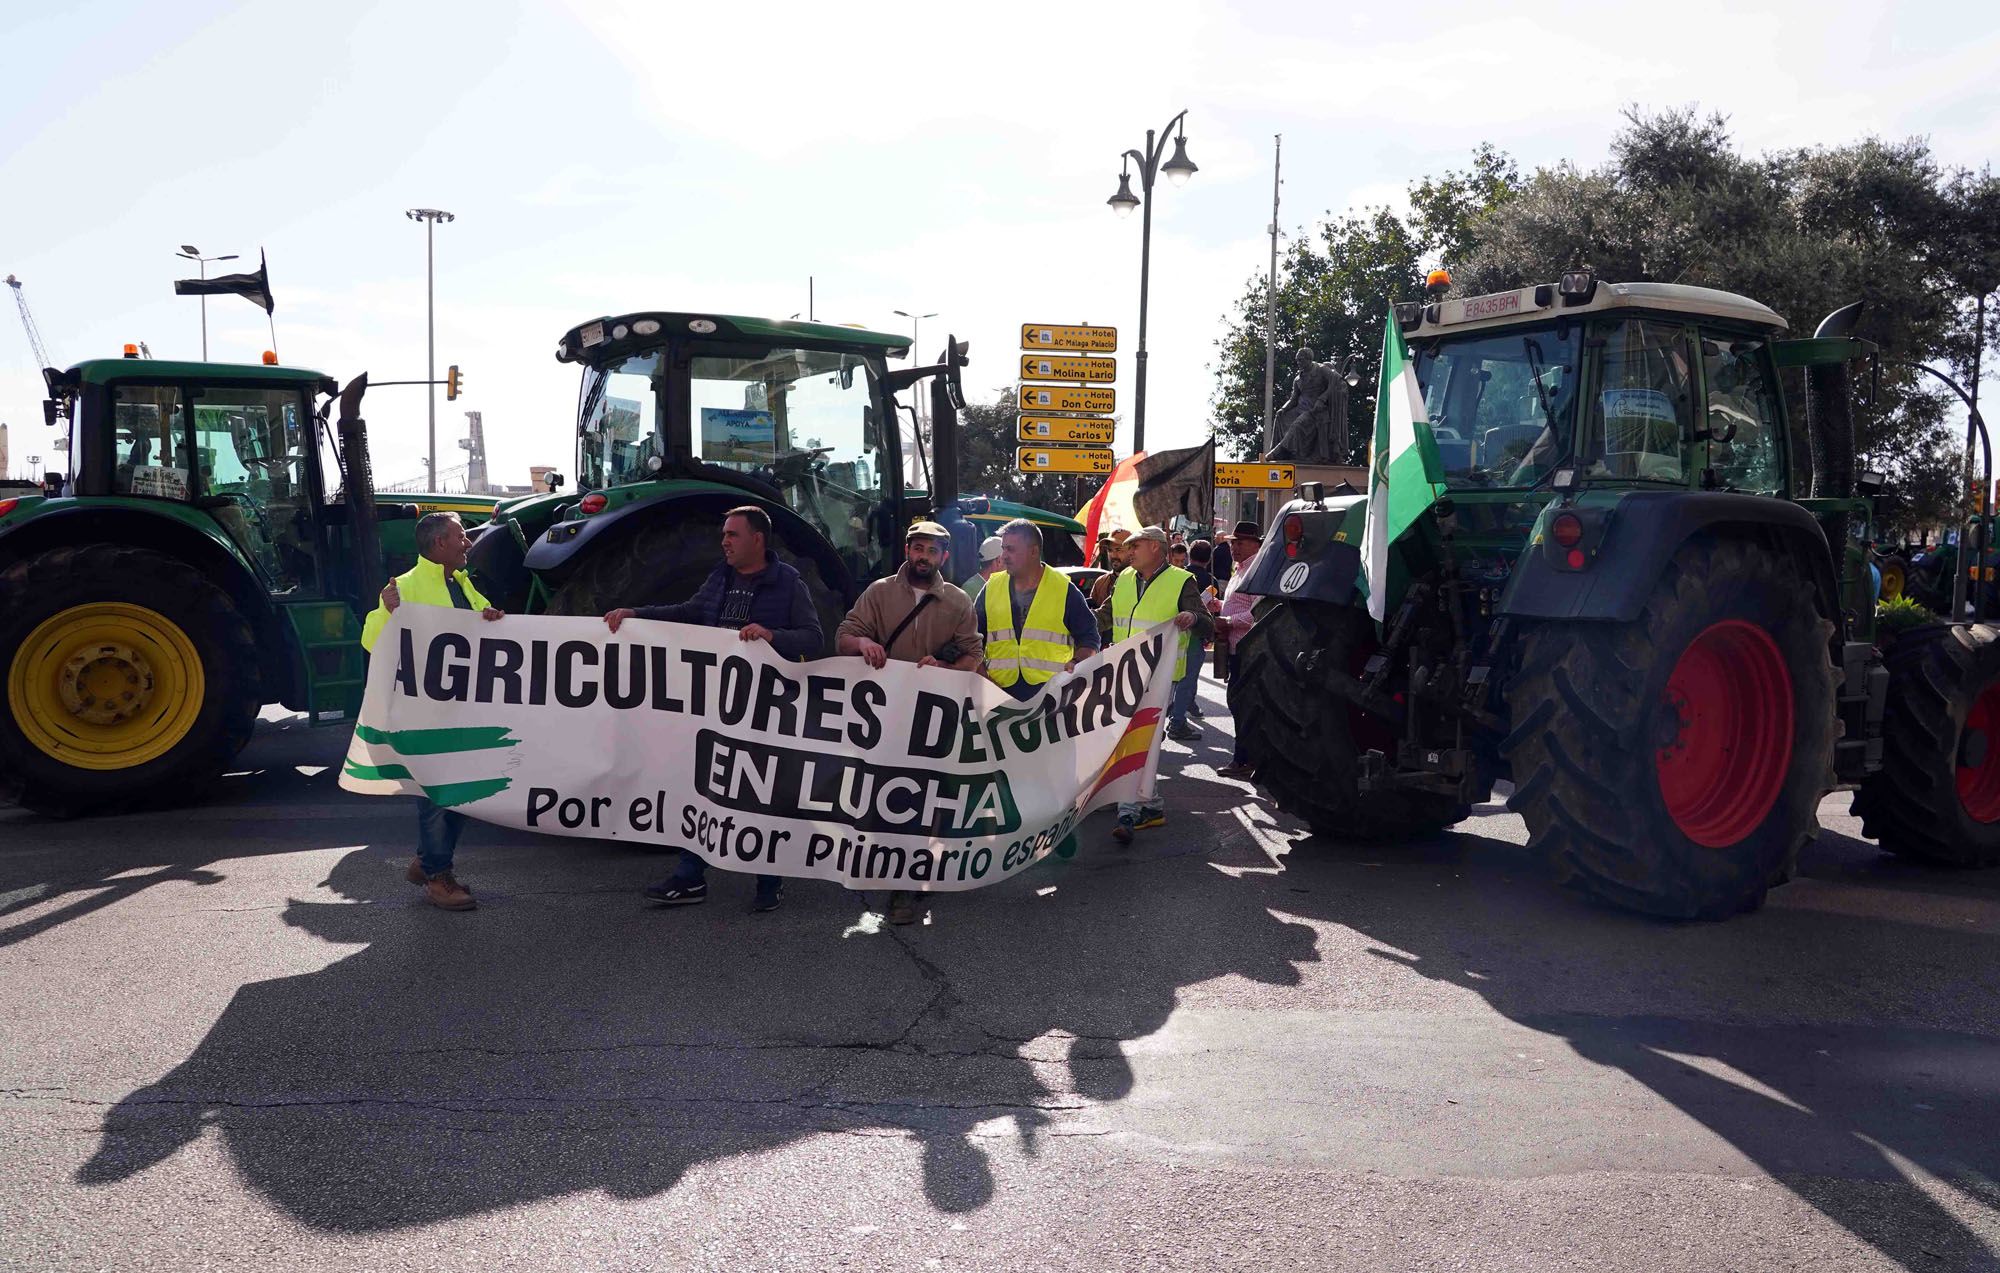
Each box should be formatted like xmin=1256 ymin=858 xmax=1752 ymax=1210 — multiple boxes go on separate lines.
xmin=359 ymin=506 xmax=1266 ymax=922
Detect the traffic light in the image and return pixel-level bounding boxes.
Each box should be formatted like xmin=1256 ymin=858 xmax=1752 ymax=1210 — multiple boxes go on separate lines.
xmin=445 ymin=364 xmax=462 ymax=401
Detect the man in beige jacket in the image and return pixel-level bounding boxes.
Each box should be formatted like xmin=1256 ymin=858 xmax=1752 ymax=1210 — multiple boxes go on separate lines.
xmin=835 ymin=521 xmax=982 ymax=924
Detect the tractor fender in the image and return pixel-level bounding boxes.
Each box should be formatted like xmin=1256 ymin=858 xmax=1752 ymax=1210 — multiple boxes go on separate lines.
xmin=1232 ymin=495 xmax=1369 ymax=605
xmin=1497 ymin=491 xmax=1840 ymax=623
xmin=0 ymin=502 xmax=292 ymax=697
xmin=523 ymin=489 xmax=858 ymax=603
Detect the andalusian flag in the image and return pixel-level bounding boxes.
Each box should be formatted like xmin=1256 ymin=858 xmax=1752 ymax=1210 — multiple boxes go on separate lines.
xmin=1359 ymin=309 xmax=1447 ymax=621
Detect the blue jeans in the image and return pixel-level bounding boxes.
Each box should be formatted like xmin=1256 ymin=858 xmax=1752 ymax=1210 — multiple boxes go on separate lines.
xmin=1169 ymin=650 xmax=1204 ymax=729
xmin=1229 ymin=649 xmax=1248 ymax=765
xmin=670 ymin=852 xmax=782 ymax=903
xmin=1117 ymin=796 xmax=1165 ymax=824
xmin=416 ymin=798 xmax=465 ymax=877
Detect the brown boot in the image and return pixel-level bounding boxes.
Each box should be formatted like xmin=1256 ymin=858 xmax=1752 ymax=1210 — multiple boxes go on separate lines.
xmin=423 ymin=872 xmax=477 ymax=911
xmin=406 ymin=856 xmax=427 ymax=886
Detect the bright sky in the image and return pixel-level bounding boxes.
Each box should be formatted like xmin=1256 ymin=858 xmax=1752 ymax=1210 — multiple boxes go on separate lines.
xmin=4 ymin=0 xmax=1997 ymax=485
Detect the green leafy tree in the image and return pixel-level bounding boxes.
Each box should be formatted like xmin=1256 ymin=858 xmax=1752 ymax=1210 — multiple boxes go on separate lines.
xmin=1213 ymin=108 xmax=1995 ymax=526
xmin=1462 ymin=108 xmax=1982 ymax=526
xmin=1210 ymin=150 xmax=1521 ymax=461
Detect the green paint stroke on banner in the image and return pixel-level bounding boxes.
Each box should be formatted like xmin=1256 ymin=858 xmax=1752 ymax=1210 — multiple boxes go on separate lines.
xmin=424 ymin=777 xmax=512 ymax=807
xmin=343 ymin=760 xmax=508 ymax=808
xmin=354 ymin=724 xmax=519 ymax=755
xmin=344 ymin=760 xmax=414 ymax=781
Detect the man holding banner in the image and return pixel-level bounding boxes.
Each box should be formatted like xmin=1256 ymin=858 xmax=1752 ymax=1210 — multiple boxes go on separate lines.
xmin=359 ymin=512 xmax=505 ymax=912
xmin=1106 ymin=527 xmax=1209 ymax=843
xmin=603 ymin=505 xmax=821 ymax=911
xmin=837 ymin=521 xmax=982 ymax=924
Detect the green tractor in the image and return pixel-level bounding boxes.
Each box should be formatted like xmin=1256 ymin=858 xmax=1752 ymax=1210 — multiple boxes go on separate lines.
xmin=0 ymin=354 xmax=467 ymax=814
xmin=0 ymin=314 xmax=1074 ymax=815
xmin=1230 ymin=274 xmax=2000 ymax=919
xmin=462 ymin=311 xmax=1080 ymax=633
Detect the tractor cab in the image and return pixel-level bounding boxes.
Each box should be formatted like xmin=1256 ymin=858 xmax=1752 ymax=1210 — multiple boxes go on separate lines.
xmin=557 ymin=312 xmax=917 ymax=586
xmin=1400 ymin=276 xmax=1792 ymax=500
xmin=45 ymin=357 xmax=342 ymax=600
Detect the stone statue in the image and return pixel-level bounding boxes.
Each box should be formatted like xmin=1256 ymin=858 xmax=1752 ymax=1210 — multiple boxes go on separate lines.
xmin=1264 ymin=346 xmax=1349 ymax=465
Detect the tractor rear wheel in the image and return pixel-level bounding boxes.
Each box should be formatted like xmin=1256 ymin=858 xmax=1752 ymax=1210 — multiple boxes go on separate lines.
xmin=0 ymin=545 xmax=261 ymax=816
xmin=1229 ymin=600 xmax=1468 ymax=840
xmin=1854 ymin=622 xmax=2000 ymax=867
xmin=1502 ymin=537 xmax=1837 ymax=919
xmin=547 ymin=515 xmax=846 ymax=656
xmin=1877 ymin=555 xmax=1908 ymax=602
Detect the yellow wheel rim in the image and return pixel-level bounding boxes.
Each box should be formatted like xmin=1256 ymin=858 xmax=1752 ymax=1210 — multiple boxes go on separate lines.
xmin=1881 ymin=563 xmax=1905 ymax=601
xmin=7 ymin=602 xmax=206 ymax=771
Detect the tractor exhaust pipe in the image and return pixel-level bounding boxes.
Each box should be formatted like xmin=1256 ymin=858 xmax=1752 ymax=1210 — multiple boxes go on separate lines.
xmin=335 ymin=374 xmax=385 ymax=606
xmin=1807 ymin=302 xmax=1862 ymax=502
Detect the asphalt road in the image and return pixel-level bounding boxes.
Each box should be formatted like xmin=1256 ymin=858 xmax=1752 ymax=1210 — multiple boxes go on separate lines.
xmin=3 ymin=675 xmax=1999 ymax=1271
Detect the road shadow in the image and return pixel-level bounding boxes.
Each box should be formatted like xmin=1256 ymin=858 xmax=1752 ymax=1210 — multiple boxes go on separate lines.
xmin=73 ymin=811 xmax=1318 ymax=1230
xmin=1273 ymin=811 xmax=2000 ymax=1272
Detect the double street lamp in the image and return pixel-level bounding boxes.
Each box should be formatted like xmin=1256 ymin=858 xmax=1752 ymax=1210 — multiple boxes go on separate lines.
xmin=406 ymin=208 xmax=455 ymax=491
xmin=1106 ymin=110 xmax=1198 ymax=455
xmin=174 ymin=245 xmax=239 ymax=360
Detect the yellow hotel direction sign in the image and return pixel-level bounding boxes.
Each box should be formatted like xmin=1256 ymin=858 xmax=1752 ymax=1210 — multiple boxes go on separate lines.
xmin=1214 ymin=462 xmax=1297 ymax=489
xmin=1017 ymin=384 xmax=1116 ymax=414
xmin=1019 ymin=353 xmax=1117 ymax=383
xmin=1018 ymin=415 xmax=1116 ymax=445
xmin=1017 ymin=446 xmax=1115 ymax=475
xmin=1021 ymin=323 xmax=1118 ymax=353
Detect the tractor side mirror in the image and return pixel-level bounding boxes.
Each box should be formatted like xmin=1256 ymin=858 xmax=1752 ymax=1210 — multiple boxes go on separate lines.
xmin=42 ymin=400 xmax=59 ymax=427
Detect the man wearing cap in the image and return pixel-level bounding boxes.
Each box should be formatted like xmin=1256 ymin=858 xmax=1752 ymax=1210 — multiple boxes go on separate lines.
xmin=1213 ymin=520 xmax=1265 ymax=779
xmin=1089 ymin=527 xmax=1133 ymax=608
xmin=836 ymin=520 xmax=982 ymax=924
xmin=965 ymin=534 xmax=1005 ymax=610
xmin=1106 ymin=526 xmax=1212 ymax=843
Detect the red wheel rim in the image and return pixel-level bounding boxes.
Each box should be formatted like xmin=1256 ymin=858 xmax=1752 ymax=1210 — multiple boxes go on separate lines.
xmin=1655 ymin=620 xmax=1794 ymax=848
xmin=1955 ymin=681 xmax=2000 ymax=822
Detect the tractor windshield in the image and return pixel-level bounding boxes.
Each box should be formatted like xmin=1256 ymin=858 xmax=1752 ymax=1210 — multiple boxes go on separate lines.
xmin=1412 ymin=325 xmax=1580 ymax=489
xmin=577 ymin=343 xmax=895 ymax=578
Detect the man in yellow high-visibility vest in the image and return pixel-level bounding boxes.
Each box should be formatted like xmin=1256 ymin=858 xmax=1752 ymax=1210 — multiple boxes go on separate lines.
xmin=360 ymin=512 xmax=505 ymax=912
xmin=981 ymin=519 xmax=1099 ymax=701
xmin=981 ymin=517 xmax=1099 ymax=863
xmin=1104 ymin=526 xmax=1212 ymax=845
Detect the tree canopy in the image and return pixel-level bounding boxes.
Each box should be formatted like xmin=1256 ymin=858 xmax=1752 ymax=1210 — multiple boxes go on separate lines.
xmin=1211 ymin=108 xmax=2000 ymax=533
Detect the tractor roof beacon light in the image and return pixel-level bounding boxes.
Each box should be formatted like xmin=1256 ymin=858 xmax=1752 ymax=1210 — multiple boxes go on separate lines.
xmin=262 ymin=351 xmax=279 ymax=365
xmin=1558 ymin=271 xmax=1597 ymax=304
xmin=122 ymin=344 xmax=139 ymax=359
xmin=1425 ymin=269 xmax=1452 ymax=296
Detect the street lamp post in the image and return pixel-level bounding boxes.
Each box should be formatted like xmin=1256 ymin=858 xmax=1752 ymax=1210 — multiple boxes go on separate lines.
xmin=174 ymin=246 xmax=239 ymax=360
xmin=405 ymin=208 xmax=455 ymax=491
xmin=1106 ymin=110 xmax=1197 ymax=455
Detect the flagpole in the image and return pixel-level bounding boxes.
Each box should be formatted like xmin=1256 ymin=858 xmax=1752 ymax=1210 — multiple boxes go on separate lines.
xmin=267 ymin=311 xmax=279 ymax=360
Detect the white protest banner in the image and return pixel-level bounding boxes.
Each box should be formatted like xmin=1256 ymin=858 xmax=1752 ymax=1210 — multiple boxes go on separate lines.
xmin=339 ymin=608 xmax=1179 ymax=891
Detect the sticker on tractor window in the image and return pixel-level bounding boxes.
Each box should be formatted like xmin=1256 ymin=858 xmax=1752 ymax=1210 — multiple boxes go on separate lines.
xmin=129 ymin=465 xmax=189 ymax=499
xmin=1601 ymin=388 xmax=1676 ymax=423
xmin=701 ymin=408 xmax=776 ymax=463
xmin=1279 ymin=562 xmax=1311 ymax=593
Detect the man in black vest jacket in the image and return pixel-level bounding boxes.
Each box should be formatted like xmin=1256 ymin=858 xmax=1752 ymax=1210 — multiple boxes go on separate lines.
xmin=604 ymin=506 xmax=822 ymax=910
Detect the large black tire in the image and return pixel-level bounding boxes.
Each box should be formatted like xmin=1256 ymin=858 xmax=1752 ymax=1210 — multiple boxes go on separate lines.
xmin=0 ymin=545 xmax=261 ymax=817
xmin=1853 ymin=622 xmax=2000 ymax=867
xmin=548 ymin=517 xmax=846 ymax=657
xmin=1501 ymin=537 xmax=1837 ymax=920
xmin=1229 ymin=600 xmax=1469 ymax=840
xmin=1877 ymin=554 xmax=1909 ymax=603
